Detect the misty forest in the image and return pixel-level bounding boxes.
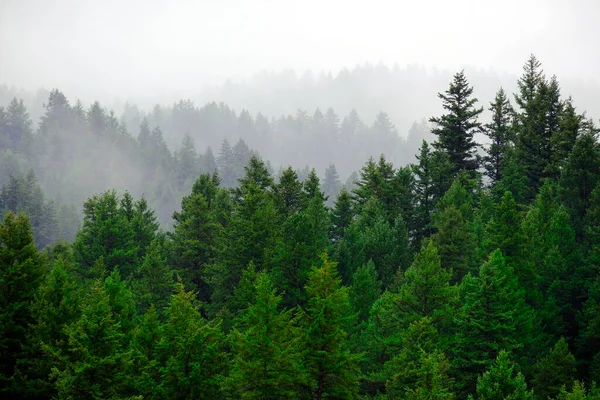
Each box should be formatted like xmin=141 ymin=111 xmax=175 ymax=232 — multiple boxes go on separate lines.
xmin=3 ymin=52 xmax=600 ymax=400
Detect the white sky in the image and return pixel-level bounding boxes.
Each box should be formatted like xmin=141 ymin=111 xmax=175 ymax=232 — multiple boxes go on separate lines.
xmin=1 ymin=0 xmax=599 ymax=101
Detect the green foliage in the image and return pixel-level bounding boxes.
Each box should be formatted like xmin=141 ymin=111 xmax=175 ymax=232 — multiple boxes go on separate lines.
xmin=554 ymin=381 xmax=600 ymax=400
xmin=302 ymin=255 xmax=362 ymax=399
xmin=384 ymin=318 xmax=455 ymax=400
xmin=0 ymin=212 xmax=44 ymax=393
xmin=272 ymin=196 xmax=330 ymax=307
xmin=132 ymin=239 xmax=174 ymax=315
xmin=394 ymin=241 xmax=458 ymax=332
xmin=475 ymin=350 xmax=533 ymax=400
xmin=350 ymin=260 xmax=382 ymax=323
xmin=331 ymin=187 xmax=354 ymax=242
xmin=532 ymin=337 xmax=576 ymax=399
xmin=484 ymin=88 xmax=515 ymax=187
xmin=158 ymin=284 xmax=226 ymax=399
xmin=170 ymin=173 xmax=222 ymax=301
xmin=430 ymin=70 xmax=483 ymax=174
xmin=73 ymin=190 xmax=138 ymax=279
xmin=226 ymin=272 xmax=306 ymax=398
xmin=14 ymin=258 xmax=80 ymax=398
xmin=50 ymin=277 xmax=136 ymax=399
xmin=453 ymin=250 xmax=533 ymax=395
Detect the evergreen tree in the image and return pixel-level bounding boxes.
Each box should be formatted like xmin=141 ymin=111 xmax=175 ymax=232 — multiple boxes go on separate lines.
xmin=430 ymin=70 xmax=483 ymax=174
xmin=51 ymin=276 xmax=135 ymax=399
xmin=302 ymin=255 xmax=361 ymax=399
xmin=131 ymin=196 xmax=159 ymax=260
xmin=226 ymin=272 xmax=306 ymax=398
xmin=273 ymin=166 xmax=304 ymax=216
xmin=513 ymin=55 xmax=561 ymax=199
xmin=170 ymin=174 xmax=222 ymax=301
xmin=0 ymin=212 xmax=43 ymax=394
xmin=132 ymin=240 xmax=174 ymax=315
xmin=412 ymin=141 xmax=454 ymax=245
xmin=394 ymin=241 xmax=458 ymax=332
xmin=385 ymin=318 xmax=455 ymax=400
xmin=453 ymin=250 xmax=533 ymax=395
xmin=475 ymin=350 xmax=533 ymax=400
xmin=559 ymin=133 xmax=600 ymax=237
xmin=486 ymin=191 xmax=523 ymax=263
xmin=217 ymin=138 xmax=236 ymax=187
xmin=73 ymin=191 xmax=138 ymax=279
xmin=484 ymin=88 xmax=515 ymax=187
xmin=330 ymin=187 xmax=353 ymax=243
xmin=532 ymin=337 xmax=576 ymax=400
xmin=13 ymin=258 xmax=80 ymax=399
xmin=272 ymin=196 xmax=330 ymax=307
xmin=159 ymin=284 xmax=226 ymax=399
xmin=349 ymin=260 xmax=381 ymax=324
xmin=174 ymin=133 xmax=199 ymax=187
xmin=129 ymin=306 xmax=163 ymax=399
xmin=322 ymin=163 xmax=342 ymax=206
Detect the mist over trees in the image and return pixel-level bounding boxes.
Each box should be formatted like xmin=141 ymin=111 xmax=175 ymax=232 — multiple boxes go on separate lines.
xmin=2 ymin=55 xmax=600 ymax=399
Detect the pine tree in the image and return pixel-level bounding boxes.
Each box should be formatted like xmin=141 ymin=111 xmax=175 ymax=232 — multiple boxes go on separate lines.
xmin=212 ymin=159 xmax=280 ymax=310
xmin=486 ymin=191 xmax=523 ymax=262
xmin=330 ymin=187 xmax=353 ymax=243
xmin=532 ymin=337 xmax=576 ymax=399
xmin=322 ymin=163 xmax=342 ymax=206
xmin=273 ymin=166 xmax=304 ymax=217
xmin=0 ymin=212 xmax=43 ymax=394
xmin=271 ymin=196 xmax=330 ymax=307
xmin=559 ymin=133 xmax=600 ymax=237
xmin=174 ymin=133 xmax=199 ymax=187
xmin=412 ymin=141 xmax=454 ymax=245
xmin=432 ymin=202 xmax=478 ymax=283
xmin=514 ymin=55 xmax=561 ymax=199
xmin=484 ymin=88 xmax=515 ymax=187
xmin=226 ymin=272 xmax=306 ymax=398
xmin=475 ymin=350 xmax=533 ymax=400
xmin=453 ymin=250 xmax=533 ymax=395
xmin=51 ymin=277 xmax=135 ymax=399
xmin=302 ymin=255 xmax=361 ymax=399
xmin=554 ymin=381 xmax=600 ymax=400
xmin=131 ymin=196 xmax=159 ymax=260
xmin=217 ymin=138 xmax=236 ymax=187
xmin=159 ymin=284 xmax=226 ymax=399
xmin=13 ymin=258 xmax=80 ymax=399
xmin=132 ymin=240 xmax=174 ymax=315
xmin=430 ymin=70 xmax=483 ymax=175
xmin=350 ymin=260 xmax=382 ymax=323
xmin=130 ymin=306 xmax=163 ymax=399
xmin=303 ymin=168 xmax=326 ymax=203
xmin=394 ymin=241 xmax=458 ymax=332
xmin=385 ymin=318 xmax=455 ymax=400
xmin=170 ymin=174 xmax=222 ymax=301
xmin=73 ymin=191 xmax=138 ymax=279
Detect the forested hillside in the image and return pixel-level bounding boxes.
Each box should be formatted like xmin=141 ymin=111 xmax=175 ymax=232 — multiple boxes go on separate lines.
xmin=2 ymin=55 xmax=600 ymax=399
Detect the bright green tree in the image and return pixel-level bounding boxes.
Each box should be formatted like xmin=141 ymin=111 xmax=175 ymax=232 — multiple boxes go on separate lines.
xmin=226 ymin=272 xmax=306 ymax=399
xmin=475 ymin=350 xmax=533 ymax=400
xmin=301 ymin=255 xmax=362 ymax=399
xmin=158 ymin=284 xmax=226 ymax=399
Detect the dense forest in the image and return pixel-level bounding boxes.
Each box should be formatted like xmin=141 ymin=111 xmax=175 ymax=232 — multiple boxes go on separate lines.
xmin=2 ymin=54 xmax=600 ymax=399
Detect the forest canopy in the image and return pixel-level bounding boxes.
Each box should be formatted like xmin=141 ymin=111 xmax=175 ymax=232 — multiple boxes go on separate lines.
xmin=2 ymin=55 xmax=600 ymax=399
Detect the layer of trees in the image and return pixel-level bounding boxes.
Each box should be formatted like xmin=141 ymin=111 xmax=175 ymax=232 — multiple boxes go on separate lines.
xmin=2 ymin=55 xmax=600 ymax=399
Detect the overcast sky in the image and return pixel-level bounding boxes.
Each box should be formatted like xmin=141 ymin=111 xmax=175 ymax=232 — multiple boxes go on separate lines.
xmin=1 ymin=0 xmax=599 ymax=102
